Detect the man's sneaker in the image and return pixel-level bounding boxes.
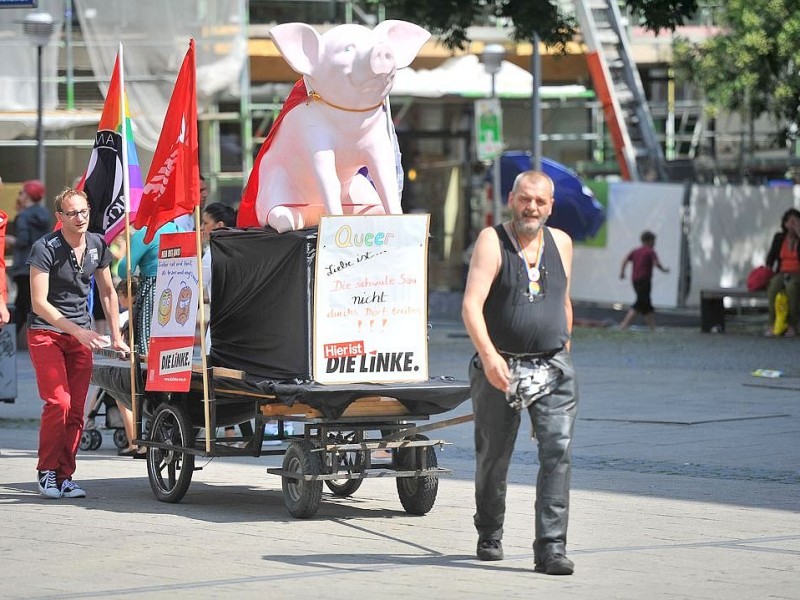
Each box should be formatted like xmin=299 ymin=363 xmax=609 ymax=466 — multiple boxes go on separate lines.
xmin=476 ymin=539 xmax=504 ymax=561
xmin=37 ymin=470 xmax=61 ymax=499
xmin=59 ymin=479 xmax=86 ymax=499
xmin=534 ymin=554 xmax=574 ymax=575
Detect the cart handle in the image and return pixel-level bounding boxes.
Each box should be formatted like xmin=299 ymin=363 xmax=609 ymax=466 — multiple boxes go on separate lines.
xmin=381 ymin=413 xmax=474 ymax=441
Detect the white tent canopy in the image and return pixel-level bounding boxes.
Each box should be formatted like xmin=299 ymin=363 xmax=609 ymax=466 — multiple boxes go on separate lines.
xmin=391 ymin=54 xmax=589 ymax=99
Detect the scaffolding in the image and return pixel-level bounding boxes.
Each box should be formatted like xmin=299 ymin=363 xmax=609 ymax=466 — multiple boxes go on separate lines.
xmin=0 ymin=0 xmax=250 ymax=202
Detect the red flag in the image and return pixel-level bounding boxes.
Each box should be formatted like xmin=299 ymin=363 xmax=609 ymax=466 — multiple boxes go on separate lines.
xmin=135 ymin=39 xmax=199 ymax=243
xmin=237 ymin=79 xmax=307 ymax=228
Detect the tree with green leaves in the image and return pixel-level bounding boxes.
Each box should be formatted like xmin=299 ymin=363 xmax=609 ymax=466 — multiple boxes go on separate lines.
xmin=378 ymin=0 xmax=699 ymax=49
xmin=673 ymin=0 xmax=800 ymax=140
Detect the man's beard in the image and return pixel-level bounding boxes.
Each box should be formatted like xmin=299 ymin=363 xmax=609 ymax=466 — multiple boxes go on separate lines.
xmin=512 ymin=212 xmax=547 ymax=238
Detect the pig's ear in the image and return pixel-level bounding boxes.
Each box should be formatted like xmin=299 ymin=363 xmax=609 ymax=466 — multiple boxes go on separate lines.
xmin=270 ymin=23 xmax=321 ymax=76
xmin=374 ymin=20 xmax=430 ymax=69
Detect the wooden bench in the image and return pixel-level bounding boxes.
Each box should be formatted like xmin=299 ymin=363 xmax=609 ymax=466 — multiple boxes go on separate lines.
xmin=700 ymin=288 xmax=768 ymax=332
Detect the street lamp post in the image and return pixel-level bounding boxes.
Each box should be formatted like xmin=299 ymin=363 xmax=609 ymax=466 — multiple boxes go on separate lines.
xmin=23 ymin=11 xmax=55 ymax=183
xmin=531 ymin=32 xmax=542 ymax=171
xmin=480 ymin=44 xmax=505 ymax=226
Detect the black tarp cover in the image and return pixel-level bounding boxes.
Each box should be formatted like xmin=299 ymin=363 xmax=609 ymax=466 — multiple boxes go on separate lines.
xmin=209 ymin=227 xmax=316 ymax=379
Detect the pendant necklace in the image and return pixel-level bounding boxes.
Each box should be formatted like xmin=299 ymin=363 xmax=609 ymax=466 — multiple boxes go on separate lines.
xmin=70 ymin=246 xmax=85 ymax=275
xmin=511 ymin=224 xmax=544 ymax=298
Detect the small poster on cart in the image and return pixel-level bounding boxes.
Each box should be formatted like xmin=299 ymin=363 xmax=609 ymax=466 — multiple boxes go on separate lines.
xmin=314 ymin=214 xmax=429 ymax=384
xmin=145 ymin=231 xmax=199 ymax=392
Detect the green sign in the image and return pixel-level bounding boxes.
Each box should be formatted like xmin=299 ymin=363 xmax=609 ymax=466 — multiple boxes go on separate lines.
xmin=475 ymin=99 xmax=503 ymax=161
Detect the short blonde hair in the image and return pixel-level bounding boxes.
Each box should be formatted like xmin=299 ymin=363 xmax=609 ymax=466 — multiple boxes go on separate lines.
xmin=54 ymin=187 xmax=88 ymax=213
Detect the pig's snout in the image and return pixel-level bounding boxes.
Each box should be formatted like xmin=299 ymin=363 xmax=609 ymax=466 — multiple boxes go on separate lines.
xmin=369 ymin=43 xmax=395 ymax=76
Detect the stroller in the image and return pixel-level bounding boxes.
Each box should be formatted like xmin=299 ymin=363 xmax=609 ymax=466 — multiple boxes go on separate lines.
xmin=80 ymin=282 xmax=135 ymax=452
xmin=80 ymin=388 xmax=128 ymax=451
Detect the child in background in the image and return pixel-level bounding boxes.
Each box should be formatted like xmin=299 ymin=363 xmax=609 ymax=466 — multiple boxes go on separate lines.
xmin=114 ymin=278 xmax=145 ymax=458
xmin=619 ymin=231 xmax=670 ymax=330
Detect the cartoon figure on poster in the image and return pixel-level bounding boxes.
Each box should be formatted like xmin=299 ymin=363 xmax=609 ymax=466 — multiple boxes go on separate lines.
xmin=151 ymin=273 xmax=198 ymax=338
xmin=237 ymin=20 xmax=430 ymax=232
xmin=174 ymin=283 xmax=193 ymax=325
xmin=158 ymin=287 xmax=172 ymax=327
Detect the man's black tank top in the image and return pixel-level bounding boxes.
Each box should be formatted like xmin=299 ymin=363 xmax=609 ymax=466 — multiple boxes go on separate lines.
xmin=483 ymin=225 xmax=569 ymax=354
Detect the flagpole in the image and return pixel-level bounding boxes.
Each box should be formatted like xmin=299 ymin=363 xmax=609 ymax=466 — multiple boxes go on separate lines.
xmin=194 ymin=202 xmax=211 ymax=454
xmin=183 ymin=40 xmax=210 ymax=453
xmin=118 ymin=42 xmax=139 ymax=444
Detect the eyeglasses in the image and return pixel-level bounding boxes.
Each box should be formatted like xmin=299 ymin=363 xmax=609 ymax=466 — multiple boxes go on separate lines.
xmin=60 ymin=208 xmax=90 ymax=220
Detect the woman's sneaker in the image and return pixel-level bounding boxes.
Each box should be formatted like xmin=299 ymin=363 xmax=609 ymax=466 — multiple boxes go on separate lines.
xmin=59 ymin=479 xmax=86 ymax=499
xmin=37 ymin=470 xmax=61 ymax=499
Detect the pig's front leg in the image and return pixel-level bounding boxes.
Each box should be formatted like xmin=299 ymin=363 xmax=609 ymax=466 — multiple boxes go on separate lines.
xmin=313 ymin=149 xmax=345 ymax=215
xmin=364 ymin=151 xmax=402 ymax=215
xmin=268 ymin=205 xmax=327 ymax=232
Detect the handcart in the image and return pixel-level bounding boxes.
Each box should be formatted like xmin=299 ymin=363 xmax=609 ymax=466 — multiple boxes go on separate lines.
xmin=95 ymin=222 xmax=472 ymax=517
xmin=92 ymin=359 xmax=471 ymax=518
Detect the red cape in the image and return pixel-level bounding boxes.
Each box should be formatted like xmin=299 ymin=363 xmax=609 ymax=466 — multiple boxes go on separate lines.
xmin=237 ymin=79 xmax=308 ymax=228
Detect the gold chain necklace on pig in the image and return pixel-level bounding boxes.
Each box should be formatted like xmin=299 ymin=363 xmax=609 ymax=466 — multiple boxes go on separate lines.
xmin=306 ymin=90 xmax=386 ymax=112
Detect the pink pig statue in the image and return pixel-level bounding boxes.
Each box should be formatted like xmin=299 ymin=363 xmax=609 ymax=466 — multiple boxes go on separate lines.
xmin=240 ymin=20 xmax=430 ymax=233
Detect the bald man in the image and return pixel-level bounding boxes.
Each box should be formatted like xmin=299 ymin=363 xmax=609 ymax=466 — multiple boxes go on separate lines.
xmin=462 ymin=170 xmax=578 ymax=575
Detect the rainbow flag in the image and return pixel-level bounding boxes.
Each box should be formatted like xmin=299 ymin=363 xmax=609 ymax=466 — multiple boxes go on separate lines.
xmin=78 ymin=48 xmax=143 ymax=243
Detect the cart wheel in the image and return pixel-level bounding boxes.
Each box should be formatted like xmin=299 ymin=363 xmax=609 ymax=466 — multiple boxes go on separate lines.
xmin=395 ymin=434 xmax=438 ymax=515
xmin=147 ymin=402 xmax=195 ymax=503
xmin=113 ymin=428 xmax=128 ymax=449
xmin=89 ymin=429 xmax=103 ymax=451
xmin=79 ymin=430 xmax=93 ymax=451
xmin=282 ymin=440 xmax=323 ymax=518
xmin=324 ymin=432 xmax=370 ymax=497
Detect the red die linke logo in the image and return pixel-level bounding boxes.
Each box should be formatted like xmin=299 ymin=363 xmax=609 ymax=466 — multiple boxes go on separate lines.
xmin=324 ymin=341 xmax=418 ymax=374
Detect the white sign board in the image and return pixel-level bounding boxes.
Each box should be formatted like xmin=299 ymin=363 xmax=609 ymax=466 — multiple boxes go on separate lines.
xmin=313 ymin=215 xmax=429 ymax=384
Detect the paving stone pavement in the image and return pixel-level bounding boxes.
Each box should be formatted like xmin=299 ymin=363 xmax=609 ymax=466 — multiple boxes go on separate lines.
xmin=1 ymin=318 xmax=798 ymax=599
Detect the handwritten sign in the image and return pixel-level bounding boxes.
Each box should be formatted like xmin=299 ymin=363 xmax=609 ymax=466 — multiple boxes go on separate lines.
xmin=145 ymin=232 xmax=198 ymax=392
xmin=313 ymin=215 xmax=429 ymax=384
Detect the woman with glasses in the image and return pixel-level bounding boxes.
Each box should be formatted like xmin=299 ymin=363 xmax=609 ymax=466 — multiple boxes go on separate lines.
xmin=27 ymin=188 xmax=129 ymax=499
